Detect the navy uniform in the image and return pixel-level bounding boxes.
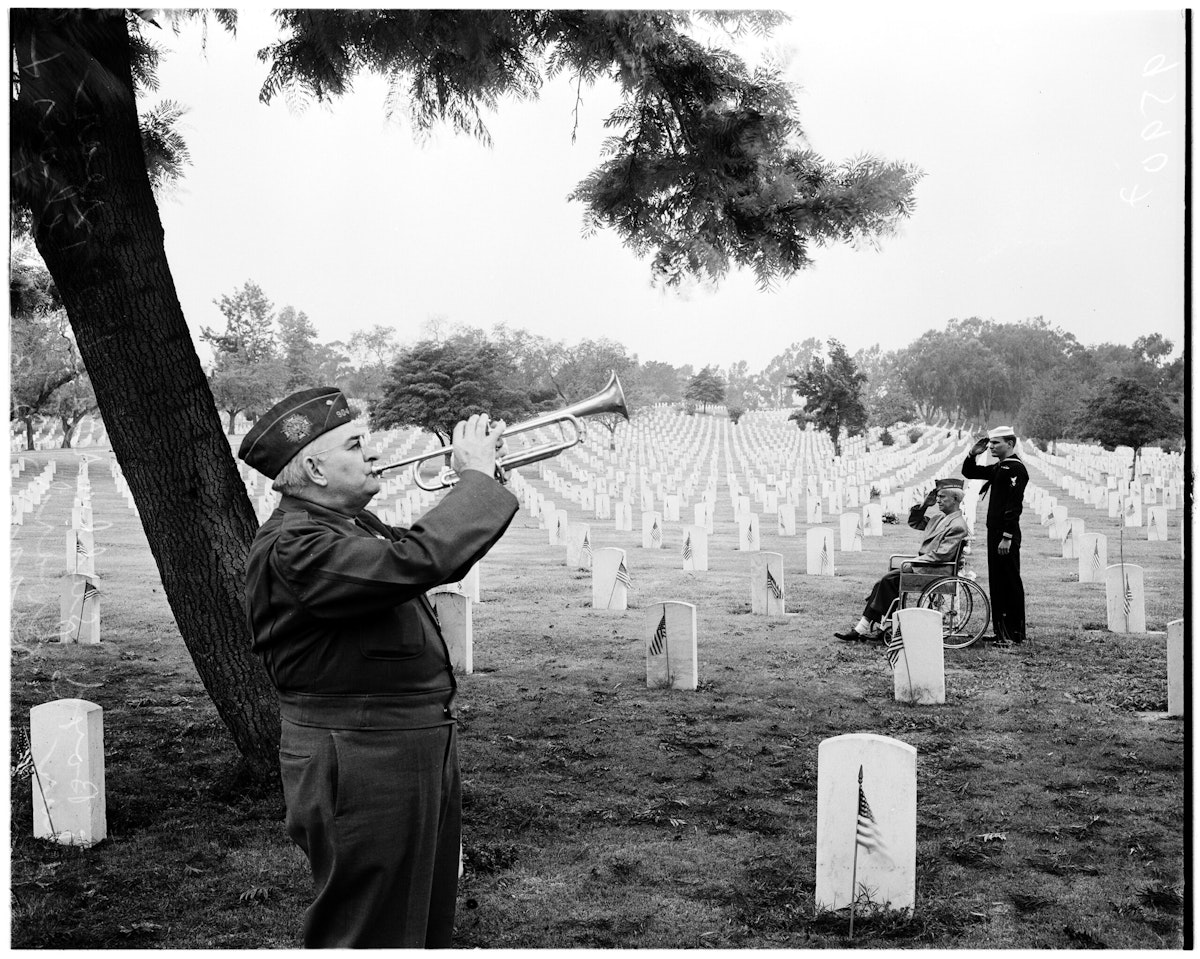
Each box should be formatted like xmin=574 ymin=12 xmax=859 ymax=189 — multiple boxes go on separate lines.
xmin=239 ymin=388 xmax=518 ymax=948
xmin=962 ymin=430 xmax=1029 ymax=643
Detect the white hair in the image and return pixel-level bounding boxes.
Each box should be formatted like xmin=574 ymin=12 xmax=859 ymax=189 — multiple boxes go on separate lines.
xmin=271 ymin=435 xmax=331 ymax=495
xmin=941 ymin=487 xmax=965 ymax=506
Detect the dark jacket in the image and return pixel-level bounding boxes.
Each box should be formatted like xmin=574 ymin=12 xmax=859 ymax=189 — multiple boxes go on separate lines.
xmin=244 ymin=470 xmax=518 ymax=697
xmin=962 ymin=453 xmax=1028 ymax=535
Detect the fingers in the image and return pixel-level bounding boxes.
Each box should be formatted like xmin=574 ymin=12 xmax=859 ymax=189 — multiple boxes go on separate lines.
xmin=489 ymin=419 xmax=507 ymax=450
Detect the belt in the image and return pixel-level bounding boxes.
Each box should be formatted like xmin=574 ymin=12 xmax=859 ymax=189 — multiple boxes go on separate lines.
xmin=278 ymin=689 xmax=457 ymax=730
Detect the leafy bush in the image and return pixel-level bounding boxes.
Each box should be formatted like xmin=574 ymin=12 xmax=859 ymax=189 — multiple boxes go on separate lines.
xmin=907 ymin=427 xmax=923 ymax=444
xmin=880 ymin=429 xmax=894 ymax=446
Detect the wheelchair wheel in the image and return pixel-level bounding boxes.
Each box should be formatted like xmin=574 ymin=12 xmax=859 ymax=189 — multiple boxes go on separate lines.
xmin=917 ymin=576 xmax=990 ymax=649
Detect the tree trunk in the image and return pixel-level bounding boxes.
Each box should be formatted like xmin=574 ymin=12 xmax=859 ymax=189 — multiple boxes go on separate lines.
xmin=16 ymin=12 xmax=280 ymax=780
xmin=227 ymin=409 xmax=238 ymax=435
xmin=24 ymin=416 xmax=35 ymax=452
xmin=59 ymin=416 xmax=73 ymax=449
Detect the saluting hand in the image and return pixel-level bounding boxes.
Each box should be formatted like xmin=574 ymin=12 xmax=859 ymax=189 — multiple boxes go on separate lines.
xmin=970 ymin=437 xmax=989 ymax=457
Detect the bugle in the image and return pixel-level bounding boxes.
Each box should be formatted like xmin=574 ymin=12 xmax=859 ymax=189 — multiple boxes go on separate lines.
xmin=374 ymin=372 xmax=629 ymax=491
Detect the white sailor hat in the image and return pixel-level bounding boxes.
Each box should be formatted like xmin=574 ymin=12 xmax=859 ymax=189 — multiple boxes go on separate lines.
xmin=987 ymin=426 xmax=1016 ymax=440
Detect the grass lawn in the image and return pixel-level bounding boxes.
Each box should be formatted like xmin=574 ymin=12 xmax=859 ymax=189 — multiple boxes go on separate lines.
xmin=9 ymin=419 xmax=1188 ymax=948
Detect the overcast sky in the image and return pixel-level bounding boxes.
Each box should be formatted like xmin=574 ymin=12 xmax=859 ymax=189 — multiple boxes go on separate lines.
xmin=152 ymin=6 xmax=1187 ymax=372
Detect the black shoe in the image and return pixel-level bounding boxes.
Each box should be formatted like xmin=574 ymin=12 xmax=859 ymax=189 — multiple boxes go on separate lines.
xmin=835 ymin=629 xmax=865 ymax=642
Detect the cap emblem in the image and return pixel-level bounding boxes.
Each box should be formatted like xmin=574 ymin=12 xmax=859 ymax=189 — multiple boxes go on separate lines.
xmin=281 ymin=415 xmax=312 ymax=443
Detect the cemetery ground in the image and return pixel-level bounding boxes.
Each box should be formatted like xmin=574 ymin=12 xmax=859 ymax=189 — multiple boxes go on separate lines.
xmin=9 ymin=445 xmax=1186 ymax=949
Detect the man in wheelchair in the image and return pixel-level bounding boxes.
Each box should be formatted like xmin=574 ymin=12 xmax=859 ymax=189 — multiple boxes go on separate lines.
xmin=834 ymin=481 xmax=969 ymax=641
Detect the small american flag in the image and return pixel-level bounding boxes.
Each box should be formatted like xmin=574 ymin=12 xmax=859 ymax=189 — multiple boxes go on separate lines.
xmin=855 ymin=766 xmax=890 ymax=858
xmin=616 ymin=561 xmax=631 ymax=590
xmin=766 ymin=568 xmax=782 ymax=599
xmin=650 ymin=611 xmax=667 ymax=656
xmin=82 ymin=582 xmax=99 ymax=604
xmin=884 ymin=626 xmax=905 ymax=670
xmin=820 ymin=540 xmax=832 ymax=575
xmin=581 ymin=529 xmax=592 ymax=559
xmin=747 ymin=519 xmax=756 ymax=547
xmin=1091 ymin=541 xmax=1103 ymax=579
xmin=76 ymin=539 xmax=89 ymax=556
xmin=853 ymin=524 xmax=863 ymax=549
xmin=650 ymin=520 xmax=662 ymax=546
xmin=1123 ymin=576 xmax=1133 ymax=615
xmin=11 ymin=726 xmax=34 ymax=779
xmin=682 ymin=534 xmax=693 ymax=561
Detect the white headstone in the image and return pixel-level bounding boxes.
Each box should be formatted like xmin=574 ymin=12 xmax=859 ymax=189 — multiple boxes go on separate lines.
xmin=1061 ymin=519 xmax=1085 ymax=559
xmin=1105 ymin=564 xmax=1146 ymax=633
xmin=459 ymin=564 xmax=481 ymax=603
xmin=592 ymin=548 xmax=630 ymax=611
xmin=1078 ymin=533 xmax=1108 ymax=584
xmin=806 ymin=496 xmax=823 ymax=525
xmin=1167 ymin=618 xmax=1184 ymax=717
xmin=642 ymin=511 xmax=665 ymax=550
xmin=614 ymin=502 xmax=633 ymax=532
xmin=664 ymin=494 xmax=681 ymax=522
xmin=862 ymin=503 xmax=884 ymax=537
xmin=738 ymin=513 xmax=760 ymax=552
xmin=30 ymin=699 xmax=107 ymax=846
xmin=891 ymin=607 xmax=945 ymax=705
xmin=681 ymin=525 xmax=708 ymax=572
xmin=644 ymin=601 xmax=698 ymax=690
xmin=806 ymin=528 xmax=836 ymax=576
xmin=1048 ymin=506 xmax=1069 ymax=540
xmin=815 ymin=733 xmax=916 ymax=914
xmin=431 ymin=590 xmax=472 ymax=673
xmin=750 ymin=552 xmax=786 ymax=616
xmin=1146 ymin=506 xmax=1168 ymax=542
xmin=60 ymin=574 xmax=100 ymax=645
xmin=567 ymin=525 xmax=594 ymax=570
xmin=840 ymin=512 xmax=863 ymax=552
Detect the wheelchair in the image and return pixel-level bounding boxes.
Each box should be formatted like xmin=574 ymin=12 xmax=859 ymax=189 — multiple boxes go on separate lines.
xmin=880 ymin=541 xmax=990 ymax=649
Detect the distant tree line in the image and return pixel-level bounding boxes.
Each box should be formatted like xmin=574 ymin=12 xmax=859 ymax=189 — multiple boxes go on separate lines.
xmin=15 ymin=274 xmax=1184 ymax=460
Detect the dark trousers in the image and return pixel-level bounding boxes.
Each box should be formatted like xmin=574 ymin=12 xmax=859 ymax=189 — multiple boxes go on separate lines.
xmin=280 ymin=719 xmax=462 ymax=948
xmin=863 ymin=570 xmax=903 ymax=621
xmin=986 ymin=527 xmax=1025 ymax=641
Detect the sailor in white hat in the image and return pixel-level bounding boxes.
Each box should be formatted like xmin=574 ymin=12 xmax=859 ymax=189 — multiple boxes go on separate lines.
xmin=962 ymin=426 xmax=1029 ymax=645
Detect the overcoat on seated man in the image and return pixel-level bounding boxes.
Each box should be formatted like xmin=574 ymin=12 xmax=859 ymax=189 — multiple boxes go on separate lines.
xmin=835 ymin=482 xmax=969 ymax=641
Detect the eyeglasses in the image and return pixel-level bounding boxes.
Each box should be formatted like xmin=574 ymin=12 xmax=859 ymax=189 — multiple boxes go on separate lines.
xmin=307 ymin=432 xmax=373 ymax=459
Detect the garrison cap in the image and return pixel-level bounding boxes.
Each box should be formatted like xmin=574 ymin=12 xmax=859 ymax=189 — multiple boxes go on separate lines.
xmin=237 ymin=387 xmax=353 ymax=478
xmin=934 ymin=477 xmax=965 ymax=489
xmin=988 ymin=425 xmax=1016 ymax=439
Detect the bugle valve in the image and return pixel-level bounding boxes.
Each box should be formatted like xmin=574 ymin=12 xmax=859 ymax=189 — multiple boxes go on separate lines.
xmin=373 ymin=372 xmax=629 ymax=491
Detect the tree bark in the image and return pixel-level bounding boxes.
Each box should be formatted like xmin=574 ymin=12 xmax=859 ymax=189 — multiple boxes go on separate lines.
xmin=14 ymin=12 xmax=280 ymax=780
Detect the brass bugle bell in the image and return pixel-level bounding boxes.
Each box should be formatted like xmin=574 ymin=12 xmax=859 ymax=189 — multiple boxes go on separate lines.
xmin=373 ymin=371 xmax=629 ymax=491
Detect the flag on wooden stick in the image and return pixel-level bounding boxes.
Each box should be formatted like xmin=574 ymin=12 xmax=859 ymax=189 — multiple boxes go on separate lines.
xmin=855 ymin=766 xmax=890 ymax=858
xmin=766 ymin=568 xmax=782 ymax=600
xmin=650 ymin=611 xmax=667 ymax=656
xmin=884 ymin=626 xmax=905 ymax=670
